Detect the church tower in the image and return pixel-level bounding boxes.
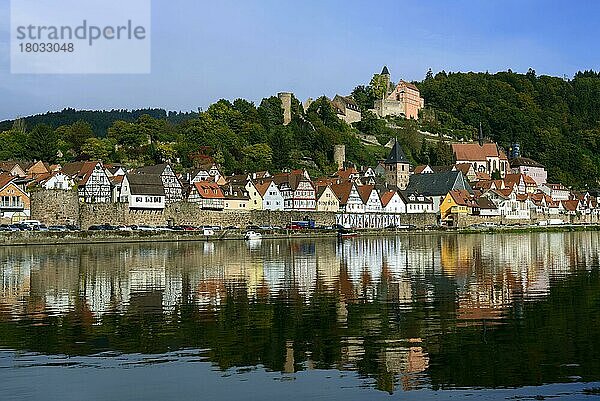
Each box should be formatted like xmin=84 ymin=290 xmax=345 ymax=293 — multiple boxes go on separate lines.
xmin=384 ymin=139 xmax=411 ymax=190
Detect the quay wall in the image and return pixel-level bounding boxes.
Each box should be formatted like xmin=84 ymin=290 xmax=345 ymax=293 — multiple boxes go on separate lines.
xmin=455 ymin=212 xmax=600 ymax=228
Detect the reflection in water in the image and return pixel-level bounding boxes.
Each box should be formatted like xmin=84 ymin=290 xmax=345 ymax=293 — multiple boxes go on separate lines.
xmin=1 ymin=232 xmax=600 ymax=396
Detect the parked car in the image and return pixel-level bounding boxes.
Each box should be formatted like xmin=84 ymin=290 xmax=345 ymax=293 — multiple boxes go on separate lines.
xmin=48 ymin=225 xmax=68 ymax=232
xmin=65 ymin=225 xmax=80 ymax=231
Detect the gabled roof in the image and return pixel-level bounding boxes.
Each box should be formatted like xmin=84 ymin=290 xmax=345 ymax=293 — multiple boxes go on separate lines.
xmin=134 ymin=164 xmax=169 ymax=176
xmin=406 ymin=171 xmax=473 ymax=197
xmin=0 ymin=173 xmax=16 ymax=189
xmin=385 ymin=139 xmax=409 ymax=164
xmin=510 ymin=157 xmax=544 ymax=168
xmin=126 ymin=174 xmax=165 ymax=196
xmin=448 ymin=190 xmax=478 ymax=207
xmin=193 ymin=181 xmax=224 ymax=199
xmin=561 ymin=199 xmax=579 ymax=211
xmin=413 ymin=165 xmax=430 ymax=174
xmin=254 ymin=180 xmax=276 ymax=197
xmin=476 ymin=197 xmax=497 ymax=210
xmin=221 ymin=184 xmax=250 ymax=200
xmin=61 ymin=161 xmax=103 ymax=185
xmin=334 ymin=167 xmax=359 ymax=180
xmin=379 ymin=190 xmax=397 ymax=207
xmin=357 ymin=185 xmax=375 ymax=204
xmin=397 ymin=80 xmax=419 ymax=92
xmin=454 ymin=163 xmax=473 ymax=175
xmin=452 ymin=143 xmax=507 ymax=162
xmin=330 ymin=181 xmax=355 ymax=205
xmin=398 ymin=190 xmax=433 ymax=204
xmin=381 ymin=66 xmax=390 ymax=75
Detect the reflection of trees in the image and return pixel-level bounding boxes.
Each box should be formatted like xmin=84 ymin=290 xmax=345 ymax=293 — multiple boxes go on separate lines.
xmin=0 ymin=233 xmax=600 ymax=393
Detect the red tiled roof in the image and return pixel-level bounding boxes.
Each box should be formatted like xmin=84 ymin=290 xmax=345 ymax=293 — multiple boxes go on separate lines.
xmin=0 ymin=173 xmax=15 ymax=189
xmin=448 ymin=189 xmax=478 ymax=207
xmin=561 ymin=200 xmax=579 ymax=211
xmin=379 ymin=190 xmax=396 ymax=207
xmin=193 ymin=181 xmax=224 ymax=199
xmin=357 ymin=185 xmax=374 ymax=204
xmin=330 ymin=181 xmax=354 ymax=204
xmin=452 ymin=143 xmax=507 ymax=162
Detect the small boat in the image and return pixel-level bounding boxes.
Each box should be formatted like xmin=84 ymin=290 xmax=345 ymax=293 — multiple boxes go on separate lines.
xmin=337 ymin=229 xmax=358 ymax=239
xmin=244 ymin=230 xmax=262 ymax=240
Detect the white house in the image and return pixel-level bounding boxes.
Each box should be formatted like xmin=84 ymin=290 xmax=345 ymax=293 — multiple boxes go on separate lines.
xmin=359 ymin=185 xmax=383 ymax=213
xmin=255 ymin=180 xmax=284 ymax=211
xmin=39 ymin=172 xmax=75 ymax=190
xmin=541 ymin=183 xmax=570 ymax=202
xmin=122 ymin=174 xmax=166 ymax=210
xmin=380 ymin=190 xmax=403 ymax=213
xmin=398 ymin=191 xmax=435 ymax=214
xmin=331 ymin=181 xmax=364 ymax=213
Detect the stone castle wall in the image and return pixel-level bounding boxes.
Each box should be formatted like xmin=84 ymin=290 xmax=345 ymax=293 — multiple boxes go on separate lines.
xmin=79 ymin=203 xmax=337 ymax=229
xmin=30 ymin=189 xmax=80 ymax=226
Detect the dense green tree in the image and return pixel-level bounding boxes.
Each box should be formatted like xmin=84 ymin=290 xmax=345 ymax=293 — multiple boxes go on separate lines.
xmin=27 ymin=124 xmax=58 ymax=162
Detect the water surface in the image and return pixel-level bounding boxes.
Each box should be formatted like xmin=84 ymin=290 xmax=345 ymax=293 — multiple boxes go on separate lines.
xmin=1 ymin=232 xmax=600 ymax=400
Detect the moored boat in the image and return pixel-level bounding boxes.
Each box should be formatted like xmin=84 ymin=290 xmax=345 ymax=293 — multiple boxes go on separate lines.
xmin=244 ymin=230 xmax=262 ymax=240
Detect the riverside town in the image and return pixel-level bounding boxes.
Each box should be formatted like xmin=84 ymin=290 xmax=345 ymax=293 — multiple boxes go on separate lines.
xmin=5 ymin=2 xmax=600 ymax=395
xmin=1 ymin=67 xmax=599 ymax=237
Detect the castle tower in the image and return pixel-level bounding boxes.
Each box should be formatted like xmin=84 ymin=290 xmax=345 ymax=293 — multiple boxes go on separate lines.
xmin=384 ymin=139 xmax=410 ymax=190
xmin=381 ymin=66 xmax=391 ymax=95
xmin=278 ymin=92 xmax=292 ymax=125
xmin=333 ymin=145 xmax=346 ymax=170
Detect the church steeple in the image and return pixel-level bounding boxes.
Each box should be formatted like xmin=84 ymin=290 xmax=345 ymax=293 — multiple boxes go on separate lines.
xmin=384 ymin=138 xmax=410 ymax=190
xmin=381 ymin=65 xmax=390 ymax=76
xmin=478 ymin=122 xmax=484 ymax=146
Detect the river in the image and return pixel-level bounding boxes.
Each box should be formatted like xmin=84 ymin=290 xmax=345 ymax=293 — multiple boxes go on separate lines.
xmin=1 ymin=232 xmax=599 ymax=400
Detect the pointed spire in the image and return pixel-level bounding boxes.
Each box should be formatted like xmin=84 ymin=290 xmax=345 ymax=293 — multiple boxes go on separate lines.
xmin=381 ymin=65 xmax=390 ymax=76
xmin=385 ymin=138 xmax=408 ymax=164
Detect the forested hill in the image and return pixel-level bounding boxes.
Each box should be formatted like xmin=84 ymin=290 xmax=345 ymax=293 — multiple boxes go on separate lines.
xmin=0 ymin=108 xmax=199 ymax=137
xmin=415 ymin=69 xmax=600 ymax=187
xmin=2 ymin=69 xmax=600 ymax=188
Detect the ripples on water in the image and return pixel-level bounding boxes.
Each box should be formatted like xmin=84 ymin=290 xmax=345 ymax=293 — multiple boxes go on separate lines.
xmin=1 ymin=232 xmax=600 ymax=400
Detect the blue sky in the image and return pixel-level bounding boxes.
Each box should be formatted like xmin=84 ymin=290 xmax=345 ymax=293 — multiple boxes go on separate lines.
xmin=0 ymin=0 xmax=599 ymax=121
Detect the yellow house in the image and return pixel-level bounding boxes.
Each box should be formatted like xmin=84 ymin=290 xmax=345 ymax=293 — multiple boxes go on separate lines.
xmin=221 ymin=184 xmax=250 ymax=210
xmin=245 ymin=180 xmax=263 ymax=210
xmin=440 ymin=190 xmax=476 ymax=220
xmin=316 ymin=185 xmax=340 ymax=212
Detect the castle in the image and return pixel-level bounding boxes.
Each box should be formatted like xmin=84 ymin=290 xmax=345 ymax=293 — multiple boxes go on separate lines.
xmin=371 ymin=66 xmax=425 ymax=119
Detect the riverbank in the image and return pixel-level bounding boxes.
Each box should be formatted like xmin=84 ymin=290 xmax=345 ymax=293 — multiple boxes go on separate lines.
xmin=1 ymin=224 xmax=600 ymax=246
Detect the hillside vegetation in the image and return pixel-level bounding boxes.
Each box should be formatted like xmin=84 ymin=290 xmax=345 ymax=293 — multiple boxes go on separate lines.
xmin=2 ymin=69 xmax=600 ymax=188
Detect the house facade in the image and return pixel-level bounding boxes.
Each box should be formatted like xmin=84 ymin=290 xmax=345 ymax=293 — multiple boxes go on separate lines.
xmin=62 ymin=161 xmax=112 ymax=203
xmin=316 ymin=185 xmax=340 ymax=212
xmin=188 ymin=181 xmax=225 ymax=210
xmin=134 ymin=164 xmax=183 ymax=203
xmin=0 ymin=175 xmax=30 ymax=222
xmin=121 ymin=174 xmax=166 ymax=210
xmin=509 ymin=157 xmax=547 ymax=186
xmin=256 ymin=180 xmax=284 ymax=211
